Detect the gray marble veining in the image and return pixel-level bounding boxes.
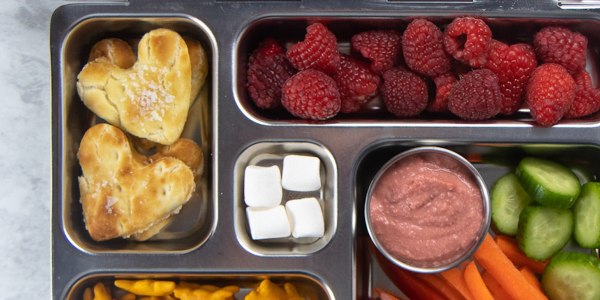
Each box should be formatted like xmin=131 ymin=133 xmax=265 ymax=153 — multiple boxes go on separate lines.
xmin=0 ymin=0 xmax=63 ymax=299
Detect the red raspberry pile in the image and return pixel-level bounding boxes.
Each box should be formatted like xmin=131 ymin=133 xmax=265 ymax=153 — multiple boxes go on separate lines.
xmin=246 ymin=19 xmax=598 ymax=125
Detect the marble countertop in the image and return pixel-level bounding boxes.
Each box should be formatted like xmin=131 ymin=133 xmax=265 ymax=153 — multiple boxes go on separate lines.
xmin=0 ymin=0 xmax=64 ymax=298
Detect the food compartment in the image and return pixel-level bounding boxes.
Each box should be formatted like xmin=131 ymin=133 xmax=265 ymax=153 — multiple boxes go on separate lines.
xmin=235 ymin=16 xmax=600 ymax=125
xmin=354 ymin=142 xmax=600 ymax=299
xmin=59 ymin=16 xmax=217 ymax=253
xmin=64 ymin=273 xmax=332 ymax=300
xmin=233 ymin=141 xmax=337 ymax=256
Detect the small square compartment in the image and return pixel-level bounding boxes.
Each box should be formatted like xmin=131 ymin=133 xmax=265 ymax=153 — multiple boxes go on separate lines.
xmin=233 ymin=141 xmax=337 ymax=256
xmin=58 ymin=16 xmax=217 ymax=253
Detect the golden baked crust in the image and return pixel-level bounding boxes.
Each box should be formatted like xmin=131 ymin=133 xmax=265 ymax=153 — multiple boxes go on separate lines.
xmin=152 ymin=138 xmax=204 ymax=180
xmin=77 ymin=28 xmax=192 ymax=145
xmin=184 ymin=37 xmax=209 ymax=104
xmin=78 ymin=123 xmax=195 ymax=241
xmin=130 ymin=138 xmax=204 ymax=241
xmin=85 ymin=35 xmax=207 ymax=106
xmin=129 ymin=217 xmax=173 ymax=241
xmin=88 ymin=38 xmax=136 ymax=69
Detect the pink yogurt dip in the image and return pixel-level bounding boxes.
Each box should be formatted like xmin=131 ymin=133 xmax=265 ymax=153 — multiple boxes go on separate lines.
xmin=369 ymin=152 xmax=484 ymax=268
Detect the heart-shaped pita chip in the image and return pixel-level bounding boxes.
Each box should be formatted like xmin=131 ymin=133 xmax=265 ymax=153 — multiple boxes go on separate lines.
xmin=77 ymin=28 xmax=192 ymax=145
xmin=78 ymin=123 xmax=195 ymax=241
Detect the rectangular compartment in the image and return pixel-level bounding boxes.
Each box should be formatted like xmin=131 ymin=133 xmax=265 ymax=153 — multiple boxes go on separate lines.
xmin=233 ymin=141 xmax=338 ymax=256
xmin=234 ymin=16 xmax=600 ymax=126
xmin=64 ymin=273 xmax=332 ymax=300
xmin=59 ymin=16 xmax=217 ymax=253
xmin=354 ymin=142 xmax=600 ymax=298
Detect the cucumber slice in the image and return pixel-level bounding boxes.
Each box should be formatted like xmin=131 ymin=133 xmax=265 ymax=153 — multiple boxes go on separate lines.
xmin=574 ymin=182 xmax=600 ymax=248
xmin=517 ymin=206 xmax=573 ymax=261
xmin=491 ymin=173 xmax=532 ymax=236
xmin=542 ymin=251 xmax=600 ymax=300
xmin=516 ymin=157 xmax=581 ymax=209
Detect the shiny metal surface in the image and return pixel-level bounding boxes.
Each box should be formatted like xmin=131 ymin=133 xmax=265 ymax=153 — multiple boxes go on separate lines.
xmin=51 ymin=1 xmax=600 ymax=299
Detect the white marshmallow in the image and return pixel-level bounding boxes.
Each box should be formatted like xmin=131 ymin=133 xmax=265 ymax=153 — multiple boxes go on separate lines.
xmin=244 ymin=165 xmax=282 ymax=207
xmin=281 ymin=155 xmax=321 ymax=192
xmin=285 ymin=197 xmax=324 ymax=238
xmin=246 ymin=206 xmax=291 ymax=240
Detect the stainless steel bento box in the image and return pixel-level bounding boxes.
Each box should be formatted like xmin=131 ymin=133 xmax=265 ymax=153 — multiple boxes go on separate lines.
xmin=51 ymin=0 xmax=600 ymax=299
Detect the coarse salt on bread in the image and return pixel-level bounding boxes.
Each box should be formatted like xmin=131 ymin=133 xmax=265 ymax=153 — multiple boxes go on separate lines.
xmin=77 ymin=123 xmax=195 ymax=241
xmin=76 ymin=28 xmax=192 ymax=145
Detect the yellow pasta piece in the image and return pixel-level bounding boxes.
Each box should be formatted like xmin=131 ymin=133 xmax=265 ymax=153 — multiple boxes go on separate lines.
xmin=173 ymin=284 xmax=239 ymax=300
xmin=114 ymin=280 xmax=175 ymax=296
xmin=93 ymin=283 xmax=111 ymax=300
xmin=83 ymin=288 xmax=93 ymax=300
xmin=245 ymin=279 xmax=306 ymax=300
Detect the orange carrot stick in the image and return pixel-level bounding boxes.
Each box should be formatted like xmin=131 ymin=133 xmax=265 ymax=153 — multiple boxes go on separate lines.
xmin=441 ymin=268 xmax=473 ymax=300
xmin=371 ymin=242 xmax=446 ymax=300
xmin=481 ymin=271 xmax=514 ymax=300
xmin=374 ymin=288 xmax=405 ymax=300
xmin=414 ymin=273 xmax=465 ymax=300
xmin=495 ymin=235 xmax=548 ymax=274
xmin=463 ymin=261 xmax=494 ymax=300
xmin=520 ymin=267 xmax=543 ymax=293
xmin=474 ymin=234 xmax=548 ymax=300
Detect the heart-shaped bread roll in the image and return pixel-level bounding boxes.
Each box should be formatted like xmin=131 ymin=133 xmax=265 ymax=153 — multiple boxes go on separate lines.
xmin=86 ymin=35 xmax=208 ymax=106
xmin=131 ymin=138 xmax=204 ymax=241
xmin=78 ymin=123 xmax=195 ymax=241
xmin=77 ymin=28 xmax=192 ymax=145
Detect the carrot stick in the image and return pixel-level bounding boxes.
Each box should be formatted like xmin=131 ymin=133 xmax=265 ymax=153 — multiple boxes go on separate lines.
xmin=440 ymin=268 xmax=473 ymax=300
xmin=463 ymin=261 xmax=494 ymax=300
xmin=374 ymin=288 xmax=405 ymax=300
xmin=520 ymin=267 xmax=543 ymax=293
xmin=495 ymin=235 xmax=548 ymax=274
xmin=371 ymin=243 xmax=446 ymax=300
xmin=481 ymin=271 xmax=514 ymax=300
xmin=414 ymin=273 xmax=465 ymax=300
xmin=474 ymin=234 xmax=548 ymax=300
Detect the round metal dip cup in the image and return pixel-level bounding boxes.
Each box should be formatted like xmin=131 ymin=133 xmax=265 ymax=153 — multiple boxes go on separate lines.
xmin=365 ymin=146 xmax=491 ymax=273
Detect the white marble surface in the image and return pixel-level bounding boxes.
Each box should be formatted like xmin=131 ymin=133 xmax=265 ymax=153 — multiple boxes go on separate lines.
xmin=0 ymin=0 xmax=64 ymax=298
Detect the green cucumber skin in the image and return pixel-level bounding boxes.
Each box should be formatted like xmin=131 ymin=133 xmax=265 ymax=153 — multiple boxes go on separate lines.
xmin=491 ymin=173 xmax=532 ymax=236
xmin=516 ymin=157 xmax=581 ymax=209
xmin=542 ymin=252 xmax=600 ymax=300
xmin=573 ymin=182 xmax=600 ymax=249
xmin=517 ymin=206 xmax=573 ymax=261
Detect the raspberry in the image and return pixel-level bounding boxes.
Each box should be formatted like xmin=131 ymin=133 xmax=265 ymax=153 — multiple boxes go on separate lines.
xmin=287 ymin=23 xmax=340 ymax=74
xmin=448 ymin=69 xmax=502 ymax=120
xmin=246 ymin=38 xmax=295 ymax=109
xmin=564 ymin=70 xmax=600 ymax=118
xmin=352 ymin=30 xmax=403 ymax=74
xmin=526 ymin=63 xmax=576 ymax=126
xmin=333 ymin=54 xmax=381 ymax=113
xmin=380 ymin=68 xmax=428 ymax=117
xmin=427 ymin=72 xmax=457 ymax=113
xmin=467 ymin=50 xmax=489 ymax=68
xmin=443 ymin=17 xmax=492 ymax=63
xmin=534 ymin=26 xmax=587 ymax=75
xmin=485 ymin=41 xmax=538 ymax=115
xmin=402 ymin=19 xmax=451 ymax=77
xmin=574 ymin=69 xmax=594 ymax=90
xmin=281 ymin=69 xmax=340 ymax=120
